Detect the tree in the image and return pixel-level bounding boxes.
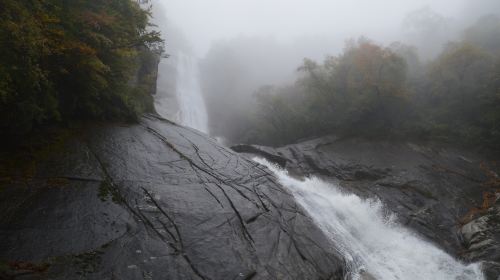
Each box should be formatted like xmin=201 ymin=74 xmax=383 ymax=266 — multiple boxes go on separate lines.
xmin=297 ymin=39 xmax=411 ymax=135
xmin=425 ymin=42 xmax=496 ymax=144
xmin=0 ymin=0 xmax=163 ymax=134
xmin=247 ymin=39 xmax=412 ymax=145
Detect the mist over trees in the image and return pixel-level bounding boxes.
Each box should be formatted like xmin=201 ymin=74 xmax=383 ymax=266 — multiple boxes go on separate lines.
xmin=200 ymin=37 xmax=300 ymax=141
xmin=201 ymin=13 xmax=500 ymax=151
xmin=245 ymin=38 xmax=413 ymax=145
xmin=402 ymin=7 xmax=454 ymax=60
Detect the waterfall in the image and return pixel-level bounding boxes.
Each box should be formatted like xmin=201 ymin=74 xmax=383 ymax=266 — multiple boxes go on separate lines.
xmin=254 ymin=157 xmax=484 ymax=280
xmin=154 ymin=51 xmax=208 ymax=133
xmin=150 ymin=1 xmax=208 ymax=133
xmin=150 ymin=0 xmax=208 ymax=133
xmin=174 ymin=52 xmax=208 ymax=133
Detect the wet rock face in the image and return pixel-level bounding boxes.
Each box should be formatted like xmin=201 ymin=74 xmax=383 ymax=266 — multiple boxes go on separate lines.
xmin=232 ymin=137 xmax=500 ymax=279
xmin=0 ymin=115 xmax=345 ymax=280
xmin=460 ymin=201 xmax=500 ymax=279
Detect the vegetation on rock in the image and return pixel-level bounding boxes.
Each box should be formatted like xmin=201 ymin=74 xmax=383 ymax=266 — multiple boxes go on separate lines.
xmin=0 ymin=0 xmax=163 ymax=134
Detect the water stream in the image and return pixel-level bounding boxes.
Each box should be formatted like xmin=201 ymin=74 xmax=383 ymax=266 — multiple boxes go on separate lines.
xmin=174 ymin=52 xmax=208 ymax=133
xmin=254 ymin=157 xmax=484 ymax=280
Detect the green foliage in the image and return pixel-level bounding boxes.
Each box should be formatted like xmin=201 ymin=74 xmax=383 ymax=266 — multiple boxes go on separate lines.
xmin=247 ymin=26 xmax=500 ymax=152
xmin=0 ymin=0 xmax=163 ymax=134
xmin=249 ymin=39 xmax=413 ymax=146
xmin=420 ymin=43 xmax=496 ymax=145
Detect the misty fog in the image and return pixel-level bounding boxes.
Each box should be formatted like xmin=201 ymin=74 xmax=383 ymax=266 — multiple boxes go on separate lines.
xmin=2 ymin=1 xmax=500 ymax=278
xmin=150 ymin=0 xmax=500 ymax=145
xmin=156 ymin=0 xmax=499 ymax=57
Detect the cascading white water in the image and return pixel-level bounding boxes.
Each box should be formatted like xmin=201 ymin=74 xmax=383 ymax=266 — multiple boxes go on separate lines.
xmin=174 ymin=52 xmax=208 ymax=133
xmin=254 ymin=157 xmax=484 ymax=280
xmin=150 ymin=0 xmax=208 ymax=133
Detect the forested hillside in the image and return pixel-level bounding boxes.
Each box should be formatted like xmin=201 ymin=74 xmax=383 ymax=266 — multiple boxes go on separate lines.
xmin=0 ymin=0 xmax=162 ymax=134
xmin=231 ymin=15 xmax=500 ymax=152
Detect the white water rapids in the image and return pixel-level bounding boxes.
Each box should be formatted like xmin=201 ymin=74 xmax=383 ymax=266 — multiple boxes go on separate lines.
xmin=254 ymin=157 xmax=484 ymax=280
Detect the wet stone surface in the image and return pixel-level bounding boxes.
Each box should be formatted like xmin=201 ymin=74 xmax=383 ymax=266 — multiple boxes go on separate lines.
xmin=232 ymin=137 xmax=500 ymax=279
xmin=0 ymin=115 xmax=345 ymax=280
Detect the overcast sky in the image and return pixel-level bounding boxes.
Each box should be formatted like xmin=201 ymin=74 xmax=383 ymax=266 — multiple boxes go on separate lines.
xmin=151 ymin=0 xmax=500 ymax=56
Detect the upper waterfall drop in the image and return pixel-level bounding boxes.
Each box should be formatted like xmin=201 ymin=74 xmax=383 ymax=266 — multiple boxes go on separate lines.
xmin=254 ymin=157 xmax=485 ymax=280
xmin=174 ymin=52 xmax=208 ymax=133
xmin=149 ymin=1 xmax=209 ymax=133
xmin=154 ymin=51 xmax=209 ymax=134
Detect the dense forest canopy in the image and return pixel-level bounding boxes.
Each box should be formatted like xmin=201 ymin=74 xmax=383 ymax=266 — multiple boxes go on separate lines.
xmin=202 ymin=14 xmax=500 ymax=152
xmin=0 ymin=0 xmax=163 ymax=134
